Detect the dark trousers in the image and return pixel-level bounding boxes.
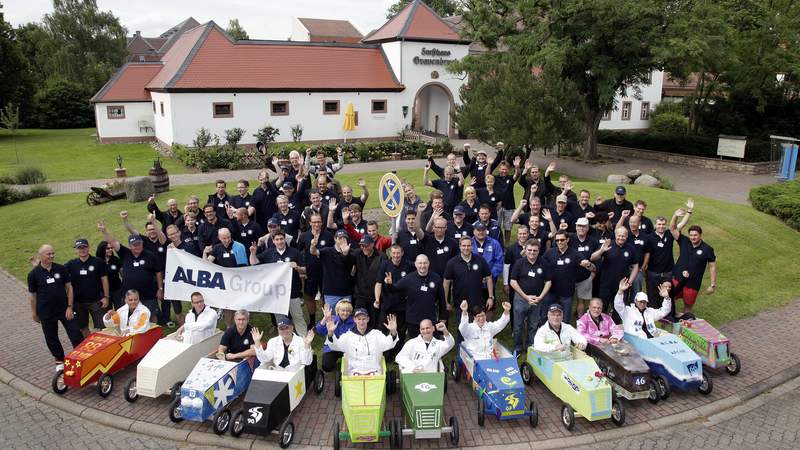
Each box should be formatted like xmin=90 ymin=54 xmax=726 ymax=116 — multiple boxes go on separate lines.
xmin=646 ymin=271 xmax=672 ymax=310
xmin=598 ymin=286 xmax=621 ymax=323
xmin=41 ymin=316 xmax=83 ymax=361
xmin=406 ymin=324 xmax=421 ymax=340
xmin=379 ymin=309 xmax=406 ymax=360
xmin=322 ymin=350 xmax=343 ymax=372
xmin=159 ymin=300 xmax=183 ymax=324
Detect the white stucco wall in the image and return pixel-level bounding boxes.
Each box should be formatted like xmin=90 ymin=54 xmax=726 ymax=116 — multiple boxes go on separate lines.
xmin=381 ymin=41 xmax=402 ymax=83
xmin=151 ymin=92 xmax=175 ymax=145
xmin=600 ymin=70 xmax=664 ymax=131
xmin=94 ymin=102 xmax=155 ymax=139
xmin=289 ymin=19 xmax=310 ymax=41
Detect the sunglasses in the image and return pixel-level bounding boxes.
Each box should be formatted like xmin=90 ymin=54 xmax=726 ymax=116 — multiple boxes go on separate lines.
xmin=555 ymin=239 xmax=567 ymax=242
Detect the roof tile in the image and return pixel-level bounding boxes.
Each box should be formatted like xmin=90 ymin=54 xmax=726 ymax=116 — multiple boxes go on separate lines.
xmin=363 ymin=0 xmax=465 ymax=43
xmin=92 ymin=63 xmax=162 ymax=102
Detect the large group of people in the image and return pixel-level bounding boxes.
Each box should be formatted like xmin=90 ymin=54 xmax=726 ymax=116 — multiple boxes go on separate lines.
xmin=28 ymin=144 xmax=719 ymax=376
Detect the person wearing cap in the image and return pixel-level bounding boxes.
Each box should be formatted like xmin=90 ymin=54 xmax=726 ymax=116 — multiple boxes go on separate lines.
xmin=314 ymin=301 xmax=356 ymax=372
xmin=542 ymin=230 xmax=592 ymax=324
xmin=591 ymin=226 xmax=639 ymax=319
xmin=218 ymin=309 xmax=256 ymax=361
xmin=548 ymin=194 xmax=575 ymax=232
xmin=176 ymin=292 xmax=219 ymax=345
xmin=577 ymin=298 xmax=623 ymax=345
xmin=396 ymin=319 xmax=454 ymax=373
xmin=326 ymin=308 xmax=398 ymax=376
xmin=252 ymin=318 xmax=315 ymax=370
xmin=270 ymin=195 xmax=302 ymax=242
xmin=252 ymin=168 xmax=284 ymax=230
xmin=615 ymin=278 xmax=672 ymax=339
xmin=297 ymin=212 xmax=334 ymax=328
xmin=383 ymin=254 xmax=446 ymax=339
xmin=281 ymin=179 xmax=304 ymax=211
xmin=509 ymin=238 xmax=551 ymax=353
xmin=424 ymin=161 xmax=463 ymax=214
xmin=65 ymin=238 xmax=109 ymax=337
xmin=471 ymin=221 xmax=504 ymax=307
xmin=305 ymin=147 xmax=345 ymax=178
xmin=462 ymin=142 xmax=503 ymax=189
xmin=198 ymin=203 xmax=233 ymax=249
xmin=251 ymin=229 xmax=307 ymax=335
xmin=533 ymin=303 xmax=587 ymax=352
xmin=120 ymin=210 xmax=167 ymax=269
xmin=444 ymin=236 xmax=493 ymax=315
xmin=446 ymin=205 xmax=473 ymax=242
xmin=597 ymin=186 xmax=634 ymax=221
xmin=98 ymin=220 xmax=163 ymax=324
xmin=103 ymin=289 xmax=151 ymax=336
xmin=351 ymin=231 xmax=387 ymax=323
xmin=310 ymin=228 xmax=355 ymax=308
xmin=147 ymin=194 xmax=183 ymax=233
xmin=458 ymin=299 xmax=511 ymax=359
xmin=472 ymin=203 xmax=503 ymax=242
xmin=570 ymin=217 xmax=599 ymax=318
xmin=231 ymin=206 xmax=264 ymax=251
xmin=229 ymin=179 xmax=256 ymax=217
xmin=28 ymin=244 xmax=84 ymax=372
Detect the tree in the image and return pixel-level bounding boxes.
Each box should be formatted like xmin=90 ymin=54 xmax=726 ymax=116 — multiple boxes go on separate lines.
xmin=0 ymin=103 xmax=21 ymax=164
xmin=386 ymin=0 xmax=460 ymax=19
xmin=226 ymin=19 xmax=249 ymax=40
xmin=461 ymin=0 xmax=684 ymax=159
xmin=0 ymin=19 xmax=30 ymax=118
xmin=33 ymin=79 xmax=94 ymax=128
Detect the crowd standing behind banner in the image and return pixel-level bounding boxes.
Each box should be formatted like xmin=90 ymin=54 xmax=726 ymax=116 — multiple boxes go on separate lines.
xmin=28 ymin=145 xmax=718 ymax=373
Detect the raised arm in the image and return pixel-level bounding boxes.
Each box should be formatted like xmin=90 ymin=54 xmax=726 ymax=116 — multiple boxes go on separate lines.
xmin=423 ymin=165 xmax=433 ymax=187
xmin=97 ymin=219 xmax=120 ymax=252
xmin=357 ymin=178 xmax=368 ymax=203
xmin=120 ymin=210 xmax=138 ymax=236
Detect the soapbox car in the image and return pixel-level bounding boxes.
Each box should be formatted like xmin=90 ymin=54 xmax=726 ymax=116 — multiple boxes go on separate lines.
xmin=123 ymin=329 xmax=223 ymax=402
xmin=625 ymin=331 xmax=711 ymax=398
xmin=52 ymin=325 xmax=162 ymax=397
xmin=398 ymin=370 xmax=459 ymax=447
xmin=585 ymin=339 xmax=661 ymax=404
xmin=168 ymin=356 xmax=256 ymax=434
xmin=333 ymin=357 xmax=398 ymax=449
xmin=658 ymin=317 xmax=741 ymax=376
xmin=229 ymin=355 xmax=325 ymax=448
xmin=451 ymin=341 xmax=538 ymax=428
xmin=523 ymin=346 xmax=623 ymax=430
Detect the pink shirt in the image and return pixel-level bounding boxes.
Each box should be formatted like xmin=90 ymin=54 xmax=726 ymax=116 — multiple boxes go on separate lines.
xmin=577 ymin=312 xmax=623 ymax=345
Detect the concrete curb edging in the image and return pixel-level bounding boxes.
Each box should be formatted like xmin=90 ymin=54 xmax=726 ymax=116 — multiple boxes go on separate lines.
xmin=1 ymin=362 xmax=800 ymax=450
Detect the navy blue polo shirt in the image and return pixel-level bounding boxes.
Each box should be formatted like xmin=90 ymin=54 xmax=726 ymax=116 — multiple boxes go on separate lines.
xmin=599 ymin=242 xmax=637 ymax=290
xmin=379 ymin=259 xmax=415 ymax=312
xmin=65 ymin=256 xmax=108 ymax=303
xmin=105 ymin=255 xmax=122 ymax=292
xmin=392 ymin=271 xmax=444 ymax=325
xmin=175 ymin=240 xmax=201 ymax=257
xmin=198 ymin=218 xmax=233 ymax=248
xmin=623 ymin=215 xmax=654 ymax=235
xmin=510 ymin=257 xmax=550 ymax=296
xmin=232 ymin=220 xmax=264 ymax=250
xmin=549 ymin=207 xmax=575 ymax=232
xmin=318 ymin=247 xmax=354 ymax=296
xmin=457 ymin=201 xmax=480 ymax=224
xmin=270 ymin=209 xmax=301 ymax=238
xmin=543 ymin=247 xmax=582 ymax=297
xmin=443 ymin=254 xmax=491 ymax=310
xmin=626 ymin=232 xmax=648 ymax=266
xmin=117 ymin=246 xmax=160 ymax=300
xmin=230 ymin=194 xmax=254 ymax=211
xmin=141 ymin=237 xmax=167 ymax=271
xmin=210 ymin=242 xmax=242 ymax=268
xmin=431 ymin=178 xmax=461 ymax=211
xmin=296 ymin=230 xmax=334 ymax=277
xmin=673 ymin=235 xmax=716 ymax=290
xmin=504 ymin=242 xmax=525 ymax=285
xmin=27 ymin=263 xmax=70 ymax=320
xmin=257 ymin=246 xmax=303 ymax=298
xmin=644 ymin=232 xmax=675 ymax=274
xmin=477 ymin=188 xmax=500 ymax=219
xmin=446 ymin=221 xmax=473 ymax=241
xmin=419 ymin=233 xmax=458 ymax=278
xmin=396 ymin=230 xmax=423 ymax=265
xmin=220 ymin=324 xmax=254 ymax=355
xmin=207 ymin=193 xmax=232 ymax=220
xmin=181 ymin=226 xmax=201 ymax=247
xmin=570 ymin=233 xmax=598 ymax=282
xmin=517 ymin=212 xmax=552 ymax=234
xmin=494 ymin=174 xmax=516 ymax=209
xmin=253 ymin=183 xmax=280 ymax=228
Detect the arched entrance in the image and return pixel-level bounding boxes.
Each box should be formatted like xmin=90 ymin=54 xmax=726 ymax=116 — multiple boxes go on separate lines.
xmin=412 ymin=82 xmax=456 ymax=138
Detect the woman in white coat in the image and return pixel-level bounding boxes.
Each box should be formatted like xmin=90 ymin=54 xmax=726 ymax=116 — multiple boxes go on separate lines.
xmin=533 ymin=303 xmax=587 ymax=352
xmin=614 ymin=278 xmax=672 ymax=339
xmin=252 ymin=318 xmax=314 ymax=370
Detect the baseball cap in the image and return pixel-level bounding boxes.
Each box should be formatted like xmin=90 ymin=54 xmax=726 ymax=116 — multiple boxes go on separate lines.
xmin=282 ymin=181 xmax=294 ymax=189
xmin=335 ymin=229 xmax=348 ymax=239
xmin=74 ymin=238 xmax=89 ymax=248
xmin=576 ymin=217 xmax=590 ymax=226
xmin=359 ymin=235 xmax=374 ymax=245
xmin=615 ymin=186 xmax=627 ymax=195
xmin=556 ymin=194 xmax=568 ymax=203
xmin=474 ymin=222 xmax=487 ymax=231
xmin=495 ymin=141 xmax=504 ymax=147
xmin=548 ymin=303 xmax=564 ymax=313
xmin=453 ymin=206 xmax=466 ymax=215
xmin=353 ymin=308 xmax=369 ymax=317
xmin=277 ymin=317 xmax=293 ymax=328
xmin=476 ymin=149 xmax=487 ymax=156
xmin=267 ymin=218 xmax=280 ymax=227
xmin=128 ymin=234 xmax=143 ymax=244
xmin=634 ymin=292 xmax=649 ymax=303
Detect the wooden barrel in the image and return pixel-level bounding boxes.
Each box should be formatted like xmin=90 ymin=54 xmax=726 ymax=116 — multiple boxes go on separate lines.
xmin=148 ymin=166 xmax=170 ymax=193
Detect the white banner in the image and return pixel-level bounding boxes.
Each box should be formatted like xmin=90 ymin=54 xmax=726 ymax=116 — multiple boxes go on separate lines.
xmin=164 ymin=248 xmax=291 ymax=314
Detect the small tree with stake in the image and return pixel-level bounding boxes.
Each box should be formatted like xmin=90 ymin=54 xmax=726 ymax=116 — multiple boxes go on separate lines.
xmin=0 ymin=103 xmax=20 ymax=164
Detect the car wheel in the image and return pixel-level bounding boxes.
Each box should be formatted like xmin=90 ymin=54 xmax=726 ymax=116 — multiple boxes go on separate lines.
xmin=171 ymin=381 xmax=183 ymax=400
xmin=124 ymin=377 xmax=138 ymax=403
xmin=279 ymin=420 xmax=294 ymax=448
xmin=97 ymin=373 xmax=113 ymax=397
xmin=528 ymin=400 xmax=538 ymax=428
xmin=387 ymin=369 xmax=397 ymax=396
xmin=230 ymin=409 xmax=245 ymax=437
xmin=51 ymin=370 xmax=68 ymax=395
xmin=334 ymin=370 xmax=341 ymax=398
xmin=611 ymin=398 xmax=625 ymax=426
xmin=389 ymin=420 xmax=397 ymax=449
xmin=647 ymin=379 xmax=661 ymax=404
xmin=213 ymin=409 xmax=231 ymax=435
xmin=561 ymin=404 xmax=575 ymax=431
xmin=333 ymin=421 xmax=340 ymax=450
xmin=168 ymin=397 xmax=183 ymax=423
xmin=451 ymin=360 xmax=461 ymax=382
xmin=477 ymin=398 xmax=486 ymax=427
xmin=698 ymin=372 xmax=713 ymax=395
xmin=392 ymin=419 xmax=403 ymax=449
xmin=520 ymin=362 xmax=533 ymax=386
xmin=449 ymin=416 xmax=460 ymax=445
xmin=726 ymin=353 xmax=741 ymax=376
xmin=656 ymin=375 xmax=670 ymax=400
xmin=314 ymin=369 xmax=325 ymax=395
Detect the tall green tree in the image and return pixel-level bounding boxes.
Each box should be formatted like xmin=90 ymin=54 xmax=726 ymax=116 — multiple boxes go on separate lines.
xmin=387 ymin=0 xmax=460 ymax=19
xmin=225 ymin=19 xmax=249 ymax=40
xmin=0 ymin=19 xmax=30 ymax=115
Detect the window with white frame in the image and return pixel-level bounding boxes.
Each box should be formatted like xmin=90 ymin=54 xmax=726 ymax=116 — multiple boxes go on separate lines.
xmin=621 ymin=102 xmax=632 ymax=120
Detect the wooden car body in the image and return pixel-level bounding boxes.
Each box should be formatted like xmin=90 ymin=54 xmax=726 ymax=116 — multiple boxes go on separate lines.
xmin=179 ymin=356 xmax=255 ymax=422
xmin=240 ymin=361 xmax=317 ymax=436
xmin=624 ymin=331 xmax=703 ymax=391
xmin=135 ymin=330 xmax=222 ymax=398
xmin=527 ymin=346 xmax=612 ymax=421
xmin=585 ymin=341 xmax=651 ymax=400
xmin=340 ymin=357 xmax=388 ymax=443
xmin=63 ymin=325 xmax=162 ymax=388
xmin=658 ymin=319 xmax=732 ymax=370
xmin=458 ymin=341 xmax=529 ymax=420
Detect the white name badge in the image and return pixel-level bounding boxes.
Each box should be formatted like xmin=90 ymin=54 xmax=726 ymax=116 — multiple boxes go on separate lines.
xmin=79 ymin=270 xmax=88 ymax=275
xmin=420 ymin=286 xmax=428 ymax=292
xmin=281 ymin=220 xmax=288 ymax=225
xmin=241 ymin=232 xmax=247 ymax=237
xmin=110 ymin=265 xmax=117 ymax=270
xmin=409 ymin=239 xmax=417 ymax=245
xmin=528 ymin=271 xmax=536 ymax=277
xmin=436 ymin=249 xmax=444 ymax=255
xmin=454 ymin=233 xmax=462 ymax=239
xmin=657 ymin=242 xmax=664 ymax=248
xmin=223 ymin=252 xmax=230 ymax=258
xmin=132 ymin=262 xmax=139 ymax=267
xmin=557 ymin=260 xmax=564 ymax=265
xmin=46 ymin=278 xmax=55 ymax=284
xmin=218 ymin=203 xmax=224 ymax=208
xmin=478 ymin=248 xmax=484 ymax=253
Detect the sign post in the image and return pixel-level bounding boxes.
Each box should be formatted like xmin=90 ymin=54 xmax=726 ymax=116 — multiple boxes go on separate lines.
xmin=379 ymin=172 xmax=404 ymax=218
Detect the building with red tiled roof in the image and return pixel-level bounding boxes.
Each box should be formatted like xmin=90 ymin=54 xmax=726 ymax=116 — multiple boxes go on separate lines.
xmin=125 ymin=18 xmax=200 ymax=62
xmin=292 ymin=18 xmax=363 ymax=43
xmin=93 ymin=2 xmax=473 ymax=145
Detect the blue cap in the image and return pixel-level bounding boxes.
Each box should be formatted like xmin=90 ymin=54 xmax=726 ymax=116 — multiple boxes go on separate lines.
xmin=473 ymin=222 xmax=487 ymax=231
xmin=277 ymin=317 xmax=293 ymax=328
xmin=267 ymin=218 xmax=280 ymax=227
xmin=335 ymin=229 xmax=348 ymax=238
xmin=353 ymin=308 xmax=369 ymax=317
xmin=548 ymin=303 xmax=564 ymax=313
xmin=453 ymin=206 xmax=466 ymax=215
xmin=282 ymin=181 xmax=294 ymax=189
xmin=359 ymin=234 xmax=374 ymax=245
xmin=128 ymin=234 xmax=143 ymax=244
xmin=615 ymin=186 xmax=627 ymax=195
xmin=74 ymin=238 xmax=89 ymax=248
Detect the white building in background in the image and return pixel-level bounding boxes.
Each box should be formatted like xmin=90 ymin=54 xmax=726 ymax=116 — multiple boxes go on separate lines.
xmin=599 ymin=71 xmax=664 ymax=131
xmin=91 ymin=0 xmax=662 ymax=145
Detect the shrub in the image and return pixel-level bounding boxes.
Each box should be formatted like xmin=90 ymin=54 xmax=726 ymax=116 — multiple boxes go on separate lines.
xmin=225 ymin=128 xmax=246 ymax=150
xmin=291 ymin=124 xmax=303 ymax=142
xmin=749 ymin=180 xmax=800 ymax=231
xmin=0 ymin=174 xmax=15 ymax=184
xmin=193 ymin=128 xmax=212 ymax=149
xmin=253 ymin=125 xmax=280 ymax=148
xmin=14 ymin=166 xmax=47 ymax=184
xmin=28 ymin=184 xmax=52 ymax=198
xmin=650 ymin=112 xmax=689 ymax=135
xmin=598 ymin=130 xmax=771 ymax=162
xmin=32 ymin=79 xmax=94 ymax=128
xmin=0 ymin=184 xmax=50 ymax=206
xmin=649 ymin=170 xmax=674 ymax=190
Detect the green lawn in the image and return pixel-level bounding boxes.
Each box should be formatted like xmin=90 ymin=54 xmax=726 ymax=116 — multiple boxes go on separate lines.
xmin=0 ymin=128 xmax=190 ymax=182
xmin=0 ymin=170 xmax=797 ymax=329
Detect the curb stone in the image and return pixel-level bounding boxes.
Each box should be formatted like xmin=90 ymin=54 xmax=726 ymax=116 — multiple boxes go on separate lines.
xmin=81 ymin=406 xmax=136 ymax=431
xmin=129 ymin=420 xmax=191 ymax=442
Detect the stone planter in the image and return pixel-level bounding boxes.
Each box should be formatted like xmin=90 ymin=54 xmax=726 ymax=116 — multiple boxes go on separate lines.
xmin=115 ymin=168 xmax=127 ymax=178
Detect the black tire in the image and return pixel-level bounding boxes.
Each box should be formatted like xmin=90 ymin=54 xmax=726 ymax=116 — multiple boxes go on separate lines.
xmin=213 ymin=409 xmax=231 ymax=435
xmin=520 ymin=362 xmax=533 ymax=386
xmin=655 ymin=375 xmax=670 ymax=400
xmin=171 ymin=381 xmax=183 ymax=400
xmin=97 ymin=373 xmax=113 ymax=397
xmin=124 ymin=377 xmax=138 ymax=403
xmin=314 ymin=369 xmax=325 ymax=395
xmin=279 ymin=420 xmax=294 ymax=448
xmin=387 ymin=369 xmax=397 ymax=396
xmin=451 ymin=360 xmax=461 ymax=383
xmin=392 ymin=419 xmax=402 ymax=449
xmin=647 ymin=379 xmax=661 ymax=404
xmin=334 ymin=370 xmax=341 ymax=398
xmin=51 ymin=370 xmax=68 ymax=395
xmin=389 ymin=420 xmax=396 ymax=449
xmin=449 ymin=416 xmax=459 ymax=445
xmin=698 ymin=372 xmax=713 ymax=395
xmin=528 ymin=400 xmax=538 ymax=428
xmin=561 ymin=404 xmax=575 ymax=431
xmin=477 ymin=397 xmax=486 ymax=427
xmin=168 ymin=397 xmax=183 ymax=423
xmin=230 ymin=409 xmax=245 ymax=437
xmin=726 ymin=353 xmax=741 ymax=376
xmin=333 ymin=421 xmax=340 ymax=450
xmin=611 ymin=398 xmax=625 ymax=426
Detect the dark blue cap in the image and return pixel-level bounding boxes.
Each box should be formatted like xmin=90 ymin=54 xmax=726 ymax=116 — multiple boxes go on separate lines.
xmin=359 ymin=234 xmax=374 ymax=245
xmin=354 ymin=308 xmax=369 ymax=317
xmin=74 ymin=238 xmax=89 ymax=248
xmin=335 ymin=229 xmax=348 ymax=238
xmin=453 ymin=206 xmax=466 ymax=215
xmin=548 ymin=303 xmax=564 ymax=313
xmin=128 ymin=234 xmax=143 ymax=244
xmin=277 ymin=317 xmax=293 ymax=328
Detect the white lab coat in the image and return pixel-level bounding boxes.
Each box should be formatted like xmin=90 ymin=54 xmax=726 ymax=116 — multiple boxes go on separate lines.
xmin=533 ymin=322 xmax=587 ymax=352
xmin=614 ymin=292 xmax=672 ymax=339
xmin=103 ymin=303 xmax=151 ymax=335
xmin=256 ymin=334 xmax=313 ymax=369
xmin=458 ymin=312 xmax=510 ymax=360
xmin=182 ymin=307 xmax=219 ymax=345
xmin=328 ymin=328 xmax=398 ymax=375
xmin=396 ymin=333 xmax=455 ymax=373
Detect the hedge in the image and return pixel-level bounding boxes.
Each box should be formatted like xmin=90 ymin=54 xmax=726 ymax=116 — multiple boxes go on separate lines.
xmin=0 ymin=184 xmax=51 ymax=206
xmin=598 ymin=130 xmax=771 ymax=162
xmin=749 ymin=180 xmax=800 ymax=231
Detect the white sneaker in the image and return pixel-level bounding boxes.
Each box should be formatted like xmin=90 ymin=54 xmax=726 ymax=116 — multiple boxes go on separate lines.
xmin=55 ymin=363 xmax=64 ymax=372
xmin=167 ymin=321 xmax=176 ymax=328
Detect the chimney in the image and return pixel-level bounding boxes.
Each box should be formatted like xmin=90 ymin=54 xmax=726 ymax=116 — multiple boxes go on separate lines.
xmin=135 ymin=30 xmax=141 ymax=37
